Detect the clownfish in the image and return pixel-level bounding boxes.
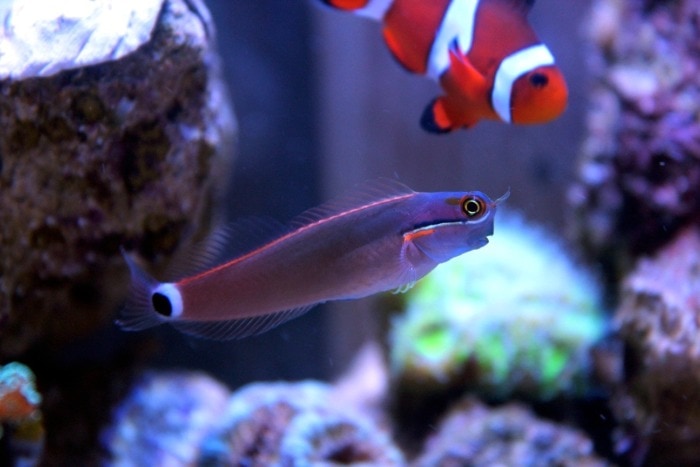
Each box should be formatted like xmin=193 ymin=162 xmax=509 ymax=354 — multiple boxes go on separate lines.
xmin=321 ymin=0 xmax=568 ymax=132
xmin=119 ymin=180 xmax=507 ymax=340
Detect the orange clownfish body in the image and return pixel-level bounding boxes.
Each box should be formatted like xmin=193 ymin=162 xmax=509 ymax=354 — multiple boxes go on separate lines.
xmin=321 ymin=0 xmax=568 ymax=133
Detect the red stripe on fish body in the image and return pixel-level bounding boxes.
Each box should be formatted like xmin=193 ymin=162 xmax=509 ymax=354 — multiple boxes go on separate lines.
xmin=175 ymin=193 xmax=419 ymax=322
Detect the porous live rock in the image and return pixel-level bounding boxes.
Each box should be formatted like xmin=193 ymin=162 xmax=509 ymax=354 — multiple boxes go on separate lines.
xmin=611 ymin=227 xmax=700 ymax=466
xmin=0 ymin=0 xmax=235 ymax=356
xmin=568 ymin=0 xmax=700 ymax=280
xmin=414 ymin=397 xmax=609 ymax=467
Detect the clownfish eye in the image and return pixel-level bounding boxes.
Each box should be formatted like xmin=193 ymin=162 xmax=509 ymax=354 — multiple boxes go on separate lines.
xmin=462 ymin=196 xmax=485 ymax=218
xmin=529 ymin=72 xmax=549 ymax=88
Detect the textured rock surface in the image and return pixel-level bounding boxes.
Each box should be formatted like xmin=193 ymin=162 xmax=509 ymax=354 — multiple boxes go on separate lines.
xmin=414 ymin=397 xmax=609 ymax=466
xmin=569 ymin=0 xmax=700 ymax=280
xmin=612 ymin=227 xmax=700 ymax=465
xmin=0 ymin=0 xmax=164 ymax=79
xmin=0 ymin=0 xmax=235 ymax=356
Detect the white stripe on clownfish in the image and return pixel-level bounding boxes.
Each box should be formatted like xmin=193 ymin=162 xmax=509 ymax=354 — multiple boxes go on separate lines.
xmin=491 ymin=43 xmax=555 ymax=123
xmin=427 ymin=0 xmax=479 ymax=80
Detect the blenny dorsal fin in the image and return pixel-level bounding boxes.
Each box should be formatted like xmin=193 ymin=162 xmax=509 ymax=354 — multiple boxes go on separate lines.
xmin=289 ymin=178 xmax=415 ymax=229
xmin=165 ymin=217 xmax=289 ymax=281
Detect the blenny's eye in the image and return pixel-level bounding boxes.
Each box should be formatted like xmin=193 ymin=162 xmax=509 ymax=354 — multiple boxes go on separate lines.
xmin=462 ymin=196 xmax=486 ymax=218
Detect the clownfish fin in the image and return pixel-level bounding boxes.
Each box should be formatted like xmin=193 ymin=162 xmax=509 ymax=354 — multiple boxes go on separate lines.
xmin=421 ymin=96 xmax=481 ymax=133
xmin=447 ymin=39 xmax=488 ymax=101
xmin=420 ymin=97 xmax=455 ymax=134
xmin=501 ymin=0 xmax=536 ymax=13
xmin=321 ymin=0 xmax=369 ymax=10
xmin=320 ymin=0 xmax=391 ymax=20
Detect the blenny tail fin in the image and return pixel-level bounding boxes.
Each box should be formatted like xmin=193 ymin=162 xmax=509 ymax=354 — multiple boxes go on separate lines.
xmin=118 ymin=248 xmax=167 ymax=331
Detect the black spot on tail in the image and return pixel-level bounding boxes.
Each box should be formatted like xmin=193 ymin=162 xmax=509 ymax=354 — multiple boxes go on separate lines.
xmin=152 ymin=292 xmax=173 ymax=317
xmin=420 ymin=99 xmax=452 ymax=134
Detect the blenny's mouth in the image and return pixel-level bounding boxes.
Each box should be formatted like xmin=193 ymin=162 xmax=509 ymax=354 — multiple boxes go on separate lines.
xmin=410 ymin=218 xmax=479 ymax=232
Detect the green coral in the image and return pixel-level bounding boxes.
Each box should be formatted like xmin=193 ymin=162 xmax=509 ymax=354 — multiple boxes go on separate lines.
xmin=390 ymin=211 xmax=608 ymax=400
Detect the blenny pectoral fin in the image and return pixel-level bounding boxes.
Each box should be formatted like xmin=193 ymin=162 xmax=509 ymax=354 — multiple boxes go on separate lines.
xmin=171 ymin=306 xmax=315 ymax=340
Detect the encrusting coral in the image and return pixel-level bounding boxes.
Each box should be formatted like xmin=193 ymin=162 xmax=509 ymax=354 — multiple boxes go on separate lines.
xmin=389 ymin=211 xmax=607 ymax=442
xmin=392 ymin=211 xmax=607 ymax=400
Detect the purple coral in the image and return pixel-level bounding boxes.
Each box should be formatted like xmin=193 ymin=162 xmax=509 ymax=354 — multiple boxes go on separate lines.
xmin=611 ymin=227 xmax=700 ymax=465
xmin=102 ymin=371 xmax=230 ymax=465
xmin=199 ymin=381 xmax=404 ymax=466
xmin=415 ymin=397 xmax=609 ymax=466
xmin=569 ymin=0 xmax=700 ymax=278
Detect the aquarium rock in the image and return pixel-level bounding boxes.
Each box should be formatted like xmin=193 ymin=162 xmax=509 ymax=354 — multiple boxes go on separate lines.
xmin=611 ymin=226 xmax=700 ymax=465
xmin=0 ymin=0 xmax=163 ymax=80
xmin=414 ymin=397 xmax=609 ymax=466
xmin=102 ymin=371 xmax=230 ymax=466
xmin=389 ymin=211 xmax=607 ymax=441
xmin=0 ymin=0 xmax=235 ymax=356
xmin=200 ymin=380 xmax=405 ymax=466
xmin=569 ymin=0 xmax=700 ymax=280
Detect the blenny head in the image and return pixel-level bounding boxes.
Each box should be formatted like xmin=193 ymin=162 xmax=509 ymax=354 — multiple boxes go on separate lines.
xmin=403 ymin=189 xmax=506 ymax=264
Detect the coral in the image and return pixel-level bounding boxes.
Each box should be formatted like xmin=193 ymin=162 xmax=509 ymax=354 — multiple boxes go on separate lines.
xmin=569 ymin=0 xmax=700 ymax=280
xmin=389 ymin=212 xmax=607 ymax=446
xmin=0 ymin=0 xmax=236 ymax=356
xmin=0 ymin=362 xmax=44 ymax=466
xmin=390 ymin=212 xmax=606 ymax=405
xmin=199 ymin=381 xmax=404 ymax=466
xmin=102 ymin=371 xmax=230 ymax=466
xmin=611 ymin=226 xmax=700 ymax=465
xmin=414 ymin=397 xmax=610 ymax=466
xmin=0 ymin=362 xmax=41 ymax=423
